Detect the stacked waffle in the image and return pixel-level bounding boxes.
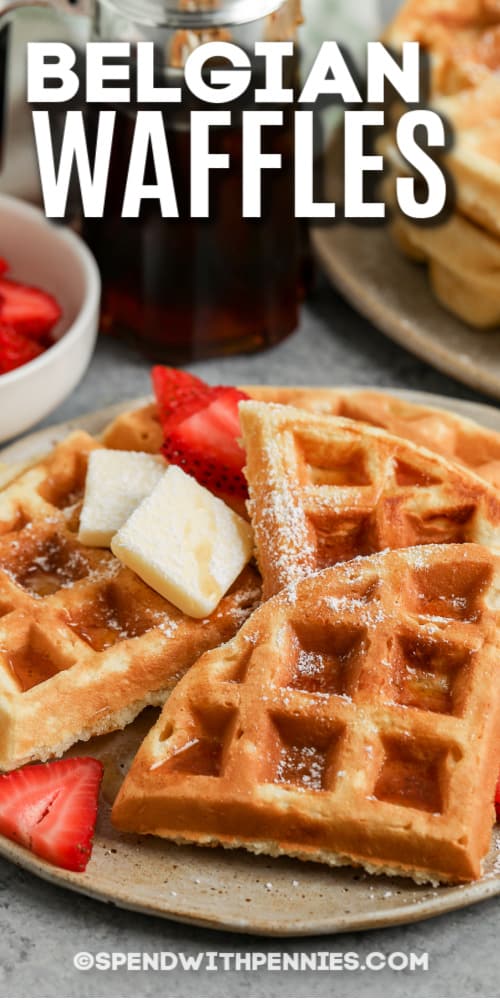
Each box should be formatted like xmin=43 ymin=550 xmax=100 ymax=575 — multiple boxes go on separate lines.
xmin=383 ymin=0 xmax=500 ymax=327
xmin=385 ymin=0 xmax=500 ymax=95
xmin=111 ymin=390 xmax=500 ymax=885
xmin=3 ymin=386 xmax=500 ymax=883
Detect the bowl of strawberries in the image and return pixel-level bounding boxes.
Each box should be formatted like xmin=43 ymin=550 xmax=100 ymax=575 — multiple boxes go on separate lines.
xmin=0 ymin=194 xmax=100 ymax=443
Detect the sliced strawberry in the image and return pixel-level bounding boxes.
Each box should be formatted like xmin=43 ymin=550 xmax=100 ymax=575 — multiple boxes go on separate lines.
xmin=0 ymin=324 xmax=45 ymax=375
xmin=496 ymin=773 xmax=500 ymax=821
xmin=0 ymin=277 xmax=61 ymax=339
xmin=152 ymin=365 xmax=220 ymax=431
xmin=0 ymin=757 xmax=103 ymax=872
xmin=162 ymin=386 xmax=249 ymax=498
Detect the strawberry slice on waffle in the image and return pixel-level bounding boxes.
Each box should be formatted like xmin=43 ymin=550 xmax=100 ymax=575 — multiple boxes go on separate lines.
xmin=152 ymin=366 xmax=249 ymax=499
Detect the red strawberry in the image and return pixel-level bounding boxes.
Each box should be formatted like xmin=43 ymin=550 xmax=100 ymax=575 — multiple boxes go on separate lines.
xmin=162 ymin=386 xmax=249 ymax=498
xmin=496 ymin=774 xmax=500 ymax=821
xmin=0 ymin=259 xmax=8 ymax=276
xmin=152 ymin=365 xmax=219 ymax=430
xmin=0 ymin=324 xmax=45 ymax=375
xmin=0 ymin=757 xmax=103 ymax=872
xmin=0 ymin=277 xmax=61 ymax=339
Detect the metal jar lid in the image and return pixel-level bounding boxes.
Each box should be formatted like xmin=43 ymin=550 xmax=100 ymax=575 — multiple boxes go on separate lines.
xmin=97 ymin=0 xmax=289 ymax=30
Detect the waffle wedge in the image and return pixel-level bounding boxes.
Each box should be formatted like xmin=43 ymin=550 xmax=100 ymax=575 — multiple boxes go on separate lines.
xmin=239 ymin=402 xmax=500 ymax=598
xmin=389 ymin=192 xmax=500 ymax=329
xmin=112 ymin=543 xmax=500 ymax=885
xmin=380 ymin=85 xmax=500 ymax=243
xmin=384 ymin=1 xmax=500 ymax=327
xmin=384 ymin=0 xmax=500 ymax=96
xmin=0 ymin=432 xmax=261 ymax=771
xmin=380 ymin=91 xmax=500 ymax=329
xmin=433 ymin=79 xmax=500 ymax=240
xmin=102 ymin=387 xmax=500 ymax=490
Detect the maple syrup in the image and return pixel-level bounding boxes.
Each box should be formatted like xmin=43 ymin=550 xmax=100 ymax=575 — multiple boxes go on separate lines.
xmin=77 ymin=0 xmax=306 ymax=361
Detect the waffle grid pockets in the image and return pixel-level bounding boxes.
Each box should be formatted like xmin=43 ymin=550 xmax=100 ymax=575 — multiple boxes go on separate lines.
xmin=101 ymin=386 xmax=500 ymax=490
xmin=112 ymin=544 xmax=500 ymax=885
xmin=239 ymin=402 xmax=500 ymax=598
xmin=0 ymin=431 xmax=261 ymax=771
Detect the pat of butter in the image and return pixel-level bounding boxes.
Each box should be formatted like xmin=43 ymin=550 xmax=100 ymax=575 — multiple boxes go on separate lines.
xmin=78 ymin=450 xmax=165 ymax=547
xmin=111 ymin=465 xmax=254 ymax=618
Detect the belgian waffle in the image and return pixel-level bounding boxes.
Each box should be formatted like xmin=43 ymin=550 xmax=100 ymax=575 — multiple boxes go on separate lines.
xmin=387 ymin=175 xmax=500 ymax=329
xmin=380 ymin=85 xmax=500 ymax=328
xmin=101 ymin=387 xmax=500 ymax=489
xmin=384 ymin=0 xmax=500 ymax=327
xmin=433 ymin=79 xmax=500 ymax=239
xmin=112 ymin=544 xmax=500 ymax=885
xmin=384 ymin=0 xmax=500 ymax=96
xmin=0 ymin=432 xmax=261 ymax=771
xmin=239 ymin=401 xmax=500 ymax=598
xmin=380 ymin=75 xmax=500 ymax=236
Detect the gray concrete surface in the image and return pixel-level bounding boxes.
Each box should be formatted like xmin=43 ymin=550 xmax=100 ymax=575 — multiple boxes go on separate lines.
xmin=2 ymin=274 xmax=499 ymax=998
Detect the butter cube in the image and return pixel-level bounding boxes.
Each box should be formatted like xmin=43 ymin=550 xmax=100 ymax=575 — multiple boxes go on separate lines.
xmin=79 ymin=450 xmax=165 ymax=547
xmin=111 ymin=465 xmax=254 ymax=618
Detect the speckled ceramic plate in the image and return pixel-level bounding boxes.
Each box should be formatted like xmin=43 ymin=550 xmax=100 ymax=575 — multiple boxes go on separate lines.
xmin=1 ymin=392 xmax=500 ymax=937
xmin=312 ymin=145 xmax=500 ymax=401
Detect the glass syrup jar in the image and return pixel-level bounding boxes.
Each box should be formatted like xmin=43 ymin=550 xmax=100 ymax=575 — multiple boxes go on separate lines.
xmin=79 ymin=0 xmax=306 ymax=362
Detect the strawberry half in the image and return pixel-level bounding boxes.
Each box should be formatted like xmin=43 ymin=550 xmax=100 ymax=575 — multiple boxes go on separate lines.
xmin=0 ymin=324 xmax=45 ymax=375
xmin=0 ymin=277 xmax=62 ymax=340
xmin=152 ymin=365 xmax=219 ymax=431
xmin=162 ymin=386 xmax=249 ymax=498
xmin=0 ymin=757 xmax=103 ymax=872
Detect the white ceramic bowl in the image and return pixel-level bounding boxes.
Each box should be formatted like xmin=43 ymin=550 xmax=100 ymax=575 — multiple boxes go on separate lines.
xmin=0 ymin=194 xmax=100 ymax=444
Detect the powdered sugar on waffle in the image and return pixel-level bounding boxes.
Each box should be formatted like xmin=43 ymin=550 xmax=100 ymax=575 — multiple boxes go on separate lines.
xmin=325 ymin=593 xmax=386 ymax=626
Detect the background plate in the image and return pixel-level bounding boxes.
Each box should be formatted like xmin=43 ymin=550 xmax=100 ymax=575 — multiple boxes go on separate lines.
xmin=312 ymin=145 xmax=500 ymax=401
xmin=1 ymin=391 xmax=500 ymax=937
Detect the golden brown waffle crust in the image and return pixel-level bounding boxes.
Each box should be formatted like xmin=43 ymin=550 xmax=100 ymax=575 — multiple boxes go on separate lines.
xmin=380 ymin=138 xmax=500 ymax=329
xmin=3 ymin=385 xmax=496 ymax=770
xmin=152 ymin=833 xmax=446 ymax=887
xmin=239 ymin=401 xmax=500 ymax=599
xmin=101 ymin=386 xmax=500 ymax=490
xmin=112 ymin=544 xmax=500 ymax=885
xmin=384 ymin=0 xmax=500 ymax=96
xmin=382 ymin=2 xmax=500 ymax=327
xmin=0 ymin=431 xmax=261 ymax=771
